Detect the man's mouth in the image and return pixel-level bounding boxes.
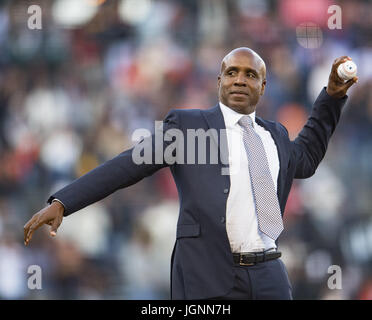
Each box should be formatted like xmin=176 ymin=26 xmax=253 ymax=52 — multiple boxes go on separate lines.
xmin=230 ymin=91 xmax=248 ymax=96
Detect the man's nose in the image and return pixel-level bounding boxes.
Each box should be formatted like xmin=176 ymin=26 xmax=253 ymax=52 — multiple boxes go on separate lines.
xmin=234 ymin=73 xmax=247 ymax=86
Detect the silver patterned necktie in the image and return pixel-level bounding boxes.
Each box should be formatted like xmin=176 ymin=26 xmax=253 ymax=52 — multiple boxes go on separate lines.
xmin=238 ymin=115 xmax=284 ymax=240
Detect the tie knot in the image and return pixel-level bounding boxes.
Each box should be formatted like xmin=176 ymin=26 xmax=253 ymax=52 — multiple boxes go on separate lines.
xmin=238 ymin=115 xmax=254 ymax=129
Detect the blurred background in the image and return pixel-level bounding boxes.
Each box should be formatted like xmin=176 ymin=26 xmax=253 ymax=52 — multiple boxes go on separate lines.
xmin=0 ymin=0 xmax=371 ymax=300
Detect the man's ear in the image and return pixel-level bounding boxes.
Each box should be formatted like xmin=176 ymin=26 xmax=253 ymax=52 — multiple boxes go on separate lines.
xmin=217 ymin=75 xmax=221 ymax=90
xmin=260 ymin=79 xmax=266 ymax=96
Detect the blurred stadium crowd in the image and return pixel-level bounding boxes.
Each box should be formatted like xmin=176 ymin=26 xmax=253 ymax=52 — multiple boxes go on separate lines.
xmin=0 ymin=0 xmax=372 ymax=299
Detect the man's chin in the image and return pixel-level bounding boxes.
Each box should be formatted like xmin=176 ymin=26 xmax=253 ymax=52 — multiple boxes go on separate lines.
xmin=227 ymin=100 xmax=250 ymax=113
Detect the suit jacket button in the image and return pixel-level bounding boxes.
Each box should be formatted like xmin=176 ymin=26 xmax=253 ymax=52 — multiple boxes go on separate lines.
xmin=223 ymin=188 xmax=229 ymax=194
xmin=220 ymin=216 xmax=225 ymax=224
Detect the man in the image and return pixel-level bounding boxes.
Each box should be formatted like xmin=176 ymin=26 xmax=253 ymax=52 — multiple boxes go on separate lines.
xmin=24 ymin=48 xmax=357 ymax=300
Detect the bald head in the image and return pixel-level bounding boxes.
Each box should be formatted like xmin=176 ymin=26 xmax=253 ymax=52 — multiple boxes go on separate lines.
xmin=220 ymin=47 xmax=266 ymax=78
xmin=217 ymin=47 xmax=267 ymax=114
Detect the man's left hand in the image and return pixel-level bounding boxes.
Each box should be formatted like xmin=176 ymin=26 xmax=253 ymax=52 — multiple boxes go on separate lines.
xmin=326 ymin=56 xmax=358 ymax=99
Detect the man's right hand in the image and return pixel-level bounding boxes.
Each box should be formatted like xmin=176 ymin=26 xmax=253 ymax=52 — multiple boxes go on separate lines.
xmin=326 ymin=56 xmax=358 ymax=99
xmin=23 ymin=201 xmax=64 ymax=246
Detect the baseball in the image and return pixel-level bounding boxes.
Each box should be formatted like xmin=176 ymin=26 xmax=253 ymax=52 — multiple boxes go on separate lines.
xmin=337 ymin=60 xmax=357 ymax=81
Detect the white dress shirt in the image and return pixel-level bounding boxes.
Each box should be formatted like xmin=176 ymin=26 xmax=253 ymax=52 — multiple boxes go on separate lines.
xmin=219 ymin=102 xmax=280 ymax=253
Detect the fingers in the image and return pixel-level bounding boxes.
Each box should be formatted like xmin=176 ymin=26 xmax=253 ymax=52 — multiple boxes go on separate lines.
xmin=332 ymin=56 xmax=350 ymax=74
xmin=333 ymin=56 xmax=351 ymax=69
xmin=331 ymin=57 xmax=351 ymax=81
xmin=50 ymin=217 xmax=62 ymax=237
xmin=24 ymin=216 xmax=44 ymax=246
xmin=23 ymin=217 xmax=36 ymax=245
xmin=344 ymin=76 xmax=358 ymax=90
xmin=336 ymin=56 xmax=350 ymax=62
xmin=24 ymin=217 xmax=59 ymax=245
xmin=24 ymin=204 xmax=64 ymax=245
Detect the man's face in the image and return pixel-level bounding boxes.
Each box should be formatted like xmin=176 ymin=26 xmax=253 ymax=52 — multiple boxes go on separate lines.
xmin=218 ymin=50 xmax=266 ymax=114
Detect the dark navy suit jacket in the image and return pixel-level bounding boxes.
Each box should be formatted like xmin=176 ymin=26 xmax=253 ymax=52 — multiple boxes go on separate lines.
xmin=48 ymin=88 xmax=347 ymax=299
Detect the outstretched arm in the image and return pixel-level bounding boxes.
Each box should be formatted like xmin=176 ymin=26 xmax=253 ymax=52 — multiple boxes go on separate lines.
xmin=24 ymin=110 xmax=180 ymax=245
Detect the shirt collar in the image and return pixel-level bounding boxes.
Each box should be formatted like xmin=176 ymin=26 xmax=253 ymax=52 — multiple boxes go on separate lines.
xmin=219 ymin=101 xmax=256 ymax=128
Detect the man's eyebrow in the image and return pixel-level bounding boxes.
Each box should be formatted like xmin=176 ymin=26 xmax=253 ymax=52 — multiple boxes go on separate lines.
xmin=224 ymin=66 xmax=260 ymax=76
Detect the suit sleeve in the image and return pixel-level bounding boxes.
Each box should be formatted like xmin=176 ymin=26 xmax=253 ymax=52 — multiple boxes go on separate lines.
xmin=291 ymin=87 xmax=347 ymax=179
xmin=47 ymin=110 xmax=180 ymax=216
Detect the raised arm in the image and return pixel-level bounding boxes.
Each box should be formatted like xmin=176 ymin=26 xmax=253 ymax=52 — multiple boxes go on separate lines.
xmin=291 ymin=56 xmax=358 ymax=179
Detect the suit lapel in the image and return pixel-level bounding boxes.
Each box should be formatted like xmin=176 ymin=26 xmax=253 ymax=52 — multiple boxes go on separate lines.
xmin=255 ymin=117 xmax=286 ymax=201
xmin=201 ymin=104 xmax=230 ymax=174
